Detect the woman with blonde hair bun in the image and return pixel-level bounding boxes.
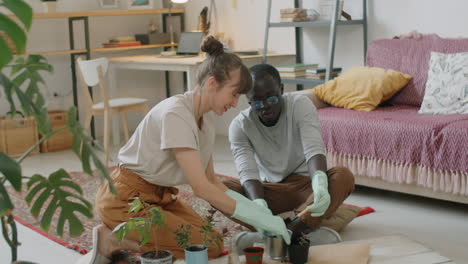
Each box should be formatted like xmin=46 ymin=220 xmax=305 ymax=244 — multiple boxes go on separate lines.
xmin=84 ymin=36 xmax=290 ymax=263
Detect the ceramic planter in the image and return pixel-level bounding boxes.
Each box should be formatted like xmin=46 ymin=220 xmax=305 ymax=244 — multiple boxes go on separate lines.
xmin=243 ymin=246 xmax=264 ymax=264
xmin=140 ymin=250 xmax=173 ymax=264
xmin=185 ymin=245 xmax=208 ymax=264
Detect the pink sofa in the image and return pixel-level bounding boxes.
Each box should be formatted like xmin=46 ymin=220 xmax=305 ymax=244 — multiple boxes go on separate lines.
xmin=294 ymin=35 xmax=468 ymax=204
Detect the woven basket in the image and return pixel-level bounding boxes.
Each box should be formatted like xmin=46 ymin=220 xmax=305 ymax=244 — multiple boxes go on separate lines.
xmin=0 ymin=116 xmax=39 ymax=157
xmin=40 ymin=110 xmax=73 ymax=153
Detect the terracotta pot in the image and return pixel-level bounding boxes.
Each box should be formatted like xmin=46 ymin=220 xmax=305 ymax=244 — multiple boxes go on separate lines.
xmin=243 ymin=246 xmax=264 ymax=264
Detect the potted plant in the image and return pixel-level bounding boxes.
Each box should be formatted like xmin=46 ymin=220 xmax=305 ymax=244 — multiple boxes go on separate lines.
xmin=287 ymin=233 xmax=310 ymax=264
xmin=113 ymin=197 xmax=173 ymax=264
xmin=1 ymin=1 xmax=112 ymax=263
xmin=40 ymin=0 xmax=57 ymax=13
xmin=174 ymin=209 xmax=223 ymax=264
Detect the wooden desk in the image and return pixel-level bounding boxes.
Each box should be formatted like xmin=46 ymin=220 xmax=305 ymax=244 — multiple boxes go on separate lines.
xmin=107 ymin=54 xmax=295 ymax=146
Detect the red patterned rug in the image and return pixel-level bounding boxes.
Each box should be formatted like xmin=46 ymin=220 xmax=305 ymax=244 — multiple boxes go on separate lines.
xmin=7 ymin=169 xmax=374 ymax=255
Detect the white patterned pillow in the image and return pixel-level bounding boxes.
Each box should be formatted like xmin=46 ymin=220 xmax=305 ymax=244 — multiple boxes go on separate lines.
xmin=419 ymin=52 xmax=468 ymax=114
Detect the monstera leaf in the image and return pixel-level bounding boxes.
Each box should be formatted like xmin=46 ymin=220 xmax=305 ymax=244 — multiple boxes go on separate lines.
xmin=0 ymin=153 xmax=21 ymax=217
xmin=0 ymin=0 xmax=32 ymax=68
xmin=25 ymin=169 xmax=93 ymax=236
xmin=0 ymin=55 xmax=53 ymax=135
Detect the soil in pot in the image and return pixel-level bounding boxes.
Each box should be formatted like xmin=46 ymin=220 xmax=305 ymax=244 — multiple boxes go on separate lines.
xmin=140 ymin=250 xmax=173 ymax=264
xmin=243 ymin=246 xmax=264 ymax=264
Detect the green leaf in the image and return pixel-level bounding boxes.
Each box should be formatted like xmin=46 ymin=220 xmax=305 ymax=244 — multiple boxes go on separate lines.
xmin=136 ymin=225 xmax=147 ymax=245
xmin=91 ymin=154 xmax=114 ymax=193
xmin=0 ymin=184 xmax=14 ymax=217
xmin=129 ymin=199 xmax=143 ymax=213
xmin=0 ymin=37 xmax=13 ymax=69
xmin=40 ymin=197 xmax=58 ymax=232
xmin=150 ymin=207 xmax=165 ymax=227
xmin=0 ymin=73 xmax=15 ymax=115
xmin=26 ymin=169 xmax=93 ymax=236
xmin=29 ymin=188 xmax=51 ymax=217
xmin=3 ymin=0 xmax=33 ymax=30
xmin=80 ymin=144 xmax=92 ymax=175
xmin=0 ymin=153 xmax=22 ymax=191
xmin=25 ymin=181 xmax=47 ymax=205
xmin=0 ymin=14 xmax=27 ymax=54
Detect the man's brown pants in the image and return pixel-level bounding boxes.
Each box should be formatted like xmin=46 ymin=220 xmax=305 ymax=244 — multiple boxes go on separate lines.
xmin=222 ymin=167 xmax=355 ymax=230
xmin=95 ymin=167 xmax=224 ymax=259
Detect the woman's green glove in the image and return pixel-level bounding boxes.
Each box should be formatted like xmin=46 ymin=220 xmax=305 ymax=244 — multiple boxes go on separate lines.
xmin=225 ymin=190 xmax=270 ymax=214
xmin=252 ymin=199 xmax=271 ymax=236
xmin=308 ymin=170 xmax=331 ymax=217
xmin=231 ymin=196 xmax=291 ymax=245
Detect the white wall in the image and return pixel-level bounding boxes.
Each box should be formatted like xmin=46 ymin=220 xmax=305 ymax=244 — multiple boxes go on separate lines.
xmin=1 ymin=0 xmax=185 ymax=138
xmin=181 ymin=0 xmax=468 ymax=135
xmin=3 ymin=0 xmax=468 ymax=139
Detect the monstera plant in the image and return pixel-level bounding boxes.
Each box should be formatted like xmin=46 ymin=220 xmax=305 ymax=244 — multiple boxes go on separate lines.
xmin=0 ymin=0 xmax=114 ymax=262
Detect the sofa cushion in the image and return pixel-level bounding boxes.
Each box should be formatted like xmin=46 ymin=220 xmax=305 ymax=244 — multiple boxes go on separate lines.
xmin=313 ymin=66 xmax=412 ymax=112
xmin=366 ymin=34 xmax=468 ymax=106
xmin=317 ymin=105 xmax=468 ymax=173
xmin=419 ymin=51 xmax=468 ymax=114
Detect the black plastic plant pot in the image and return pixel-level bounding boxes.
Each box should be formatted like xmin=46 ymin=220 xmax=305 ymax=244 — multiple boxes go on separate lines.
xmin=288 ymin=239 xmax=310 ymax=264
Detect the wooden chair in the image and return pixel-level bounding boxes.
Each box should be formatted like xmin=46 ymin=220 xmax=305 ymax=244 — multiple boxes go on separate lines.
xmin=76 ymin=57 xmax=149 ymax=165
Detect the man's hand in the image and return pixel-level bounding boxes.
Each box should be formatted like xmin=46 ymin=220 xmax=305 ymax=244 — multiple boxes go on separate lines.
xmin=308 ymin=171 xmax=330 ymax=217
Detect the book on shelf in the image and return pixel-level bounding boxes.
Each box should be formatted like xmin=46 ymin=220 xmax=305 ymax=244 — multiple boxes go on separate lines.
xmin=109 ymin=36 xmax=136 ymax=43
xmin=277 ymin=63 xmax=318 ymax=72
xmin=280 ymin=17 xmax=310 ymax=22
xmin=306 ymin=67 xmax=342 ymax=74
xmin=280 ymin=72 xmax=307 ymax=78
xmin=305 ymin=72 xmax=340 ymax=79
xmin=102 ymin=41 xmax=141 ymax=48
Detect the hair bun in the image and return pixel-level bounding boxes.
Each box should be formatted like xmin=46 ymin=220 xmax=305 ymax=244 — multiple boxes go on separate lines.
xmin=201 ymin=35 xmax=224 ymax=56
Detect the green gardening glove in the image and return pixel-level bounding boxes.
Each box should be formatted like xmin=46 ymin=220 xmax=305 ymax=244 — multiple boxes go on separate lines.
xmin=231 ymin=196 xmax=291 ymax=245
xmin=225 ymin=190 xmax=271 ymax=215
xmin=307 ymin=170 xmax=331 ymax=217
xmin=252 ymin=199 xmax=271 ymax=236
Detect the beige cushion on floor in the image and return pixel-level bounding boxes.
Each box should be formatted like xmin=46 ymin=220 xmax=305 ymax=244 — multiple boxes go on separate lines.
xmin=320 ymin=205 xmax=361 ymax=232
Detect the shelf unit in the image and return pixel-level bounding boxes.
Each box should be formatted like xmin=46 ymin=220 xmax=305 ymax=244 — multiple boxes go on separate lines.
xmin=262 ymin=0 xmax=367 ymax=90
xmin=15 ymin=8 xmax=184 ymax=138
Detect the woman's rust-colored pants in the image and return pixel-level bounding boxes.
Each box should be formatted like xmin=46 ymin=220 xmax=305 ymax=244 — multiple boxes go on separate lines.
xmin=95 ymin=167 xmax=224 ymax=259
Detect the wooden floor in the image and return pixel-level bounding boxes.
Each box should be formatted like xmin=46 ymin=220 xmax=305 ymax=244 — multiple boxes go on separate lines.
xmin=207 ymin=235 xmax=453 ymax=264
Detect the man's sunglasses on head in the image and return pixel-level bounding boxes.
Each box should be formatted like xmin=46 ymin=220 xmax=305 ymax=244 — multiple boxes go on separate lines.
xmin=248 ymin=95 xmax=279 ymax=110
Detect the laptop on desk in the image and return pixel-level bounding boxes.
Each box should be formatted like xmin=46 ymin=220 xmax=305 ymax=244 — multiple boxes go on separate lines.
xmin=158 ymin=32 xmax=204 ymax=58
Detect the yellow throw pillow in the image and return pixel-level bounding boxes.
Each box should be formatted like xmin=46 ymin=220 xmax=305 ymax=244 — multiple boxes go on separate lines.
xmin=313 ymin=66 xmax=412 ymax=111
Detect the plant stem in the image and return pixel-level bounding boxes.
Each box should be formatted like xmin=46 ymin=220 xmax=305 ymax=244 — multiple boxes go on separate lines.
xmin=17 ymin=126 xmax=67 ymax=164
xmin=1 ymin=215 xmax=18 ymax=262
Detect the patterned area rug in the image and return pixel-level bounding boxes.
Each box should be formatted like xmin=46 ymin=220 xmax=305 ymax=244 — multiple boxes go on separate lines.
xmin=7 ymin=169 xmax=374 ymax=255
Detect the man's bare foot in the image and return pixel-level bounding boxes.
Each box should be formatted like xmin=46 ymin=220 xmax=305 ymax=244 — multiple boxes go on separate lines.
xmin=97 ymin=224 xmax=140 ymax=258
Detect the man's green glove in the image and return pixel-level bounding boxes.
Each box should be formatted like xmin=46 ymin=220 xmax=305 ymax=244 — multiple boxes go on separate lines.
xmin=308 ymin=171 xmax=331 ymax=217
xmin=231 ymin=196 xmax=291 ymax=245
xmin=252 ymin=199 xmax=271 ymax=235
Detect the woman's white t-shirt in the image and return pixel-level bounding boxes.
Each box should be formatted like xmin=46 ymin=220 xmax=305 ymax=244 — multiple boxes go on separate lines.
xmin=118 ymin=91 xmax=215 ymax=186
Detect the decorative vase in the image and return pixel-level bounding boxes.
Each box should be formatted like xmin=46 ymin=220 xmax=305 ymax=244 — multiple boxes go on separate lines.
xmin=184 ymin=245 xmax=208 ymax=264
